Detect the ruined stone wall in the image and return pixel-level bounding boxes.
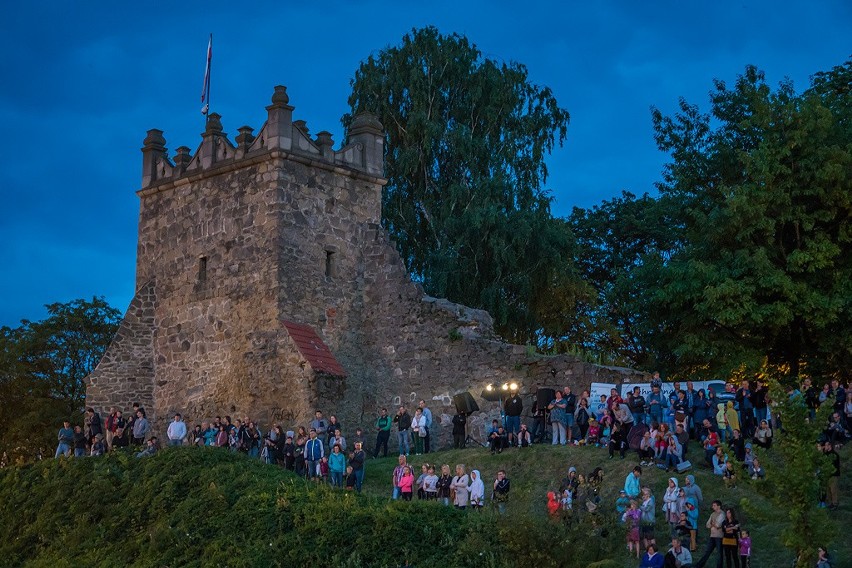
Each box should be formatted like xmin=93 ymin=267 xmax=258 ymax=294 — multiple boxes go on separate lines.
xmin=86 ymin=281 xmax=156 ymax=416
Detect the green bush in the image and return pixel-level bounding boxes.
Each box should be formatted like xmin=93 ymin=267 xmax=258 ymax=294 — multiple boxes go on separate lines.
xmin=0 ymin=448 xmax=621 ymax=568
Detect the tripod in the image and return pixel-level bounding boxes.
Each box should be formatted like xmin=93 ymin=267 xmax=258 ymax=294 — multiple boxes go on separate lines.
xmin=465 ymin=433 xmax=487 ymax=448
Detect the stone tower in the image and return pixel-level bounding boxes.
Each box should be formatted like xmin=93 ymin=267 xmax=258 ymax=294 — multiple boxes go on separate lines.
xmin=86 ymin=86 xmax=646 ymax=443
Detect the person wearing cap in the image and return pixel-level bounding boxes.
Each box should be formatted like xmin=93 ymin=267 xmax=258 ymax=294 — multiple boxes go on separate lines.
xmin=616 ymin=489 xmax=630 ymax=518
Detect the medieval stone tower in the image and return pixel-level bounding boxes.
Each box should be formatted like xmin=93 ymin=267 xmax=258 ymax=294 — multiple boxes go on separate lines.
xmin=86 ymin=86 xmax=645 ymax=444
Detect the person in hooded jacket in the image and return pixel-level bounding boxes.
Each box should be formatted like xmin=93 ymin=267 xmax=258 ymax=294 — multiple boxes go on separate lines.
xmin=469 ymin=469 xmax=485 ymax=510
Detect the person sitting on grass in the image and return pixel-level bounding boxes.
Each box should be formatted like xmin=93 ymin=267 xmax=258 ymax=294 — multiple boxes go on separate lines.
xmin=748 ymin=457 xmax=765 ymax=480
xmin=586 ymin=417 xmax=601 ymax=446
xmin=640 ymin=543 xmax=664 ymax=568
xmin=664 ymin=537 xmax=692 ymax=568
xmin=712 ymin=446 xmax=728 ymax=475
xmin=136 ymin=436 xmax=159 ymax=458
xmin=638 ymin=431 xmax=655 ymax=465
xmin=723 ymin=460 xmax=737 ymax=488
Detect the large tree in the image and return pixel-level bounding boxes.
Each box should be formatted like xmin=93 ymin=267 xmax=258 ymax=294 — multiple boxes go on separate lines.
xmin=345 ymin=26 xmax=588 ymax=343
xmin=649 ymin=60 xmax=851 ymax=380
xmin=0 ymin=297 xmax=120 ymax=463
xmin=567 ymin=191 xmax=682 ymax=368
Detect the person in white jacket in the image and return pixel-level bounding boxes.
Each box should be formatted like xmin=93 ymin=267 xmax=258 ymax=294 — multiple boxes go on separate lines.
xmin=167 ymin=414 xmax=187 ymax=446
xmin=411 ymin=408 xmax=427 ymax=455
xmin=469 ymin=469 xmax=485 ymax=510
xmin=663 ymin=477 xmax=681 ymax=528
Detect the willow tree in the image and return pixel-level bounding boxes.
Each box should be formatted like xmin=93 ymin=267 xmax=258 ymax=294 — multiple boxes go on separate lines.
xmin=345 ymin=27 xmax=588 ymax=343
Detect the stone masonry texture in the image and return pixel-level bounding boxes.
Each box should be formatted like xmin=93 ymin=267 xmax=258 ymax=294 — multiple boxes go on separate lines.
xmin=86 ymin=86 xmax=649 ymax=448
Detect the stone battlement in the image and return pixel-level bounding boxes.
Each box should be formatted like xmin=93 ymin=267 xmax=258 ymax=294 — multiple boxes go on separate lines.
xmin=140 ymin=85 xmax=384 ymax=191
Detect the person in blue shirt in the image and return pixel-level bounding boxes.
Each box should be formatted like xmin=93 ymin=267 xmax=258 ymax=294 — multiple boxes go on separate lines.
xmin=624 ymin=465 xmax=642 ymax=499
xmin=55 ymin=420 xmax=73 ymax=458
xmin=647 ymin=385 xmax=666 ymax=426
xmin=639 ymin=544 xmax=664 ymax=568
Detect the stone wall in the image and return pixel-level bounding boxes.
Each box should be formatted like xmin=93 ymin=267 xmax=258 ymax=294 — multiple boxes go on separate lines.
xmin=86 ymin=281 xmax=156 ymax=416
xmin=87 ymin=85 xmax=649 ymax=448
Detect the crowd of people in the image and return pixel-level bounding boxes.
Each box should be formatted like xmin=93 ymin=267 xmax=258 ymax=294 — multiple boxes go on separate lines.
xmin=53 ymin=378 xmax=847 ymax=566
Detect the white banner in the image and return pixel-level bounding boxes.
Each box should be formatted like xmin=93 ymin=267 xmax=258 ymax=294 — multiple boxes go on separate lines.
xmin=590 ymin=382 xmax=617 ymax=403
xmin=619 ymin=380 xmax=727 ymax=400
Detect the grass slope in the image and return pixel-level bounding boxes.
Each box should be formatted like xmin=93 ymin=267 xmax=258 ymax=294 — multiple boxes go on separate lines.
xmin=0 ymin=448 xmax=616 ymax=568
xmin=361 ymin=442 xmax=851 ymax=567
xmin=0 ymin=443 xmax=847 ymax=567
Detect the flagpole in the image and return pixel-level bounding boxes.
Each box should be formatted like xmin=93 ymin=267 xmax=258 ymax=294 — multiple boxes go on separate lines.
xmin=206 ymin=33 xmax=212 ymax=124
xmin=201 ymin=33 xmax=212 ymax=124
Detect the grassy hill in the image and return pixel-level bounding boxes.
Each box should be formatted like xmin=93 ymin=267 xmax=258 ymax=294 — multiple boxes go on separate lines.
xmin=0 ymin=442 xmax=847 ymax=567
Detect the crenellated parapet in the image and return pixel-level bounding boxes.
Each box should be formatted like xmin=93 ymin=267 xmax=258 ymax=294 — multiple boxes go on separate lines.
xmin=140 ymin=85 xmax=384 ymax=190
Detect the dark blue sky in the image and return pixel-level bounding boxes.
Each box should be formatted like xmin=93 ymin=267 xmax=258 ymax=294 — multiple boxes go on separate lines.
xmin=0 ymin=2 xmax=848 ymax=327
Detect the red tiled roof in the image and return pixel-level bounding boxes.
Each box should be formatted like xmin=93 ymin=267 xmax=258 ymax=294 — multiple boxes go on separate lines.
xmin=282 ymin=320 xmax=347 ymax=377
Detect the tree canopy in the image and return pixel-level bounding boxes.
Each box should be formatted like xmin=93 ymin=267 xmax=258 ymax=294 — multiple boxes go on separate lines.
xmin=568 ymin=59 xmax=851 ymax=381
xmin=650 ymin=60 xmax=851 ymax=380
xmin=0 ymin=297 xmax=120 ymax=463
xmin=345 ymin=26 xmax=590 ymax=344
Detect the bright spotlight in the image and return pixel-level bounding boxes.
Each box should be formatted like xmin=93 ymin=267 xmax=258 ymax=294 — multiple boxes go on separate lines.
xmin=486 ymin=384 xmax=494 ymax=392
xmin=510 ymin=382 xmax=518 ymax=391
xmin=501 ymin=383 xmax=509 ymax=391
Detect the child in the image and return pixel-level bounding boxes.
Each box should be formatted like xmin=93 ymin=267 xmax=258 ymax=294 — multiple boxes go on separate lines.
xmin=399 ymin=465 xmax=415 ymax=501
xmin=674 ymin=511 xmax=691 ymax=540
xmin=469 ymin=469 xmax=485 ymax=510
xmin=684 ymin=495 xmax=699 ymax=551
xmin=344 ymin=465 xmax=356 ymax=490
xmin=416 ymin=464 xmax=428 ymax=499
xmin=424 ymin=466 xmax=439 ymax=500
xmin=282 ymin=435 xmax=296 ymax=471
xmin=318 ymin=456 xmax=330 ymax=483
xmin=586 ymin=417 xmax=600 ymax=446
xmin=622 ymin=500 xmax=642 ymax=558
xmin=615 ymin=489 xmax=630 ymax=519
xmin=739 ymin=529 xmax=751 ymax=568
xmin=547 ymin=491 xmax=561 ymax=517
xmin=492 ymin=470 xmax=510 ymax=514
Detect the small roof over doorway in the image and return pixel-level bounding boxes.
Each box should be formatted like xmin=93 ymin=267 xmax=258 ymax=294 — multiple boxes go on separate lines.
xmin=281 ymin=320 xmax=347 ymax=377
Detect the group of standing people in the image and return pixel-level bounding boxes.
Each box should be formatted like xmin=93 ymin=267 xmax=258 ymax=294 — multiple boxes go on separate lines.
xmin=54 ymin=405 xmax=152 ymax=458
xmin=618 ymin=465 xmax=751 ymax=568
xmin=389 ymin=455 xmax=511 ymax=513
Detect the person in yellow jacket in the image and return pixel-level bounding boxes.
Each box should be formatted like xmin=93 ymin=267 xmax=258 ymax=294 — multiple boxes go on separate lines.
xmin=724 ymin=402 xmax=740 ymax=436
